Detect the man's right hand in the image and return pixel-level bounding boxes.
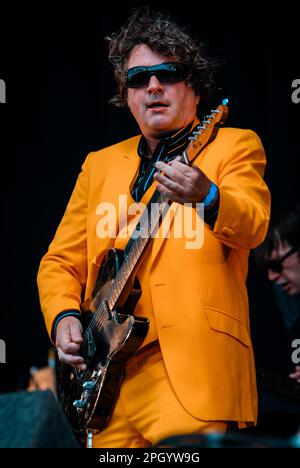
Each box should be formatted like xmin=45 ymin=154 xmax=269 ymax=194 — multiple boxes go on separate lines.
xmin=55 ymin=316 xmax=87 ymax=371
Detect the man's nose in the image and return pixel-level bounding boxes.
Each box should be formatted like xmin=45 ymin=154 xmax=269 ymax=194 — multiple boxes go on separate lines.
xmin=268 ymin=268 xmax=280 ymax=282
xmin=147 ymin=75 xmax=164 ymax=93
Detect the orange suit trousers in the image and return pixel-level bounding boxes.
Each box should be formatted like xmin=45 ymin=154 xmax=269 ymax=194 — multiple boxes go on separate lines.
xmin=91 ymin=343 xmax=227 ymax=448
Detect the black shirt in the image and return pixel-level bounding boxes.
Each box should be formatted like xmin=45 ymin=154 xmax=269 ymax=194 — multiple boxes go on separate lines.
xmin=131 ymin=122 xmax=193 ymax=202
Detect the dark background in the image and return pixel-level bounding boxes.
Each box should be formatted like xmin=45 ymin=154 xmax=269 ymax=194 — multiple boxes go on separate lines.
xmin=0 ymin=0 xmax=299 ymax=430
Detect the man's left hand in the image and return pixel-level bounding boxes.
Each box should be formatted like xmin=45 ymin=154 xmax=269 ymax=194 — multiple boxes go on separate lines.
xmin=154 ymin=158 xmax=211 ymax=205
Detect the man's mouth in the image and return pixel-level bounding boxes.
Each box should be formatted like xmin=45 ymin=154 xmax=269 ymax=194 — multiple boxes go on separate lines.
xmin=147 ymin=101 xmax=169 ymax=109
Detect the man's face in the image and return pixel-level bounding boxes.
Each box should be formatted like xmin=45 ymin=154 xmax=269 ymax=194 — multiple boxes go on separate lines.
xmin=268 ymin=239 xmax=300 ymax=295
xmin=126 ymin=44 xmax=199 ymax=141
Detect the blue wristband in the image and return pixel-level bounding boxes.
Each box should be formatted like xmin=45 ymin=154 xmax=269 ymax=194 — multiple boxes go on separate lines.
xmin=203 ymin=182 xmax=218 ymax=208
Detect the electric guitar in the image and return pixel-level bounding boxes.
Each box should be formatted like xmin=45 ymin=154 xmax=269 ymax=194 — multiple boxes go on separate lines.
xmin=57 ymin=100 xmax=229 ymax=439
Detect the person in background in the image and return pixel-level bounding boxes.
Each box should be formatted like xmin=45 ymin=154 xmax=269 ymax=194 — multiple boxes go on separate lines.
xmin=255 ymin=201 xmax=300 ymax=383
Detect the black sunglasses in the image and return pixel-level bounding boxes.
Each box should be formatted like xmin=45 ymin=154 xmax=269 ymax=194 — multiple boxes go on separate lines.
xmin=126 ymin=62 xmax=188 ymax=89
xmin=266 ymin=246 xmax=299 ymax=273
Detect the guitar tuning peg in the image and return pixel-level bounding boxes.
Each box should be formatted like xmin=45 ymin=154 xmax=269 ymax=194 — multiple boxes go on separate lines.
xmin=83 ymin=380 xmax=97 ymax=390
xmin=73 ymin=399 xmax=87 ymax=409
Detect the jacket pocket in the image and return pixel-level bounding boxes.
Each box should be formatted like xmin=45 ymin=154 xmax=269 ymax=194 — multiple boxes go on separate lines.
xmin=204 ymin=306 xmax=251 ymax=347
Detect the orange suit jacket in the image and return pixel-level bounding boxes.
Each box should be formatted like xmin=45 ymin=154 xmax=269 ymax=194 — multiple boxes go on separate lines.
xmin=37 ymin=127 xmax=271 ymax=425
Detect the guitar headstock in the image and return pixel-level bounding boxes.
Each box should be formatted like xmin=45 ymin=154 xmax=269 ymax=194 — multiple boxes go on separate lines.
xmin=183 ymin=99 xmax=229 ymax=164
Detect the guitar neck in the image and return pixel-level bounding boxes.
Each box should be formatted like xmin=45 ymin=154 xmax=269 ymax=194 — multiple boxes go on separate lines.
xmin=107 ymin=189 xmax=170 ymax=311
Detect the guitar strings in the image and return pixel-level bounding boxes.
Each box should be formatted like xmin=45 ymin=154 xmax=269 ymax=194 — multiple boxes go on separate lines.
xmin=83 ymin=201 xmax=161 ymax=339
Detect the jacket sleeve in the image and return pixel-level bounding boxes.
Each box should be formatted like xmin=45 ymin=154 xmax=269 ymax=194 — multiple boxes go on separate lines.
xmin=37 ymin=153 xmax=93 ymax=339
xmin=212 ymin=129 xmax=271 ymax=249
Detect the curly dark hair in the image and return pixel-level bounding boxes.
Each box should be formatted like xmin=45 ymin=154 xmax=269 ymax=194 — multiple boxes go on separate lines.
xmin=105 ymin=6 xmax=220 ymax=117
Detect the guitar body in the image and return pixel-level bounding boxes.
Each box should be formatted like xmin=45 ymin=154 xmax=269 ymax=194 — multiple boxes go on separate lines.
xmin=57 ymin=248 xmax=149 ymax=436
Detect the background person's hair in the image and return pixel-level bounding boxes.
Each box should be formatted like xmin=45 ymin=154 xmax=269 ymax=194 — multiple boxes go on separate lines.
xmin=105 ymin=6 xmax=220 ymax=117
xmin=255 ymin=201 xmax=300 ymax=269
